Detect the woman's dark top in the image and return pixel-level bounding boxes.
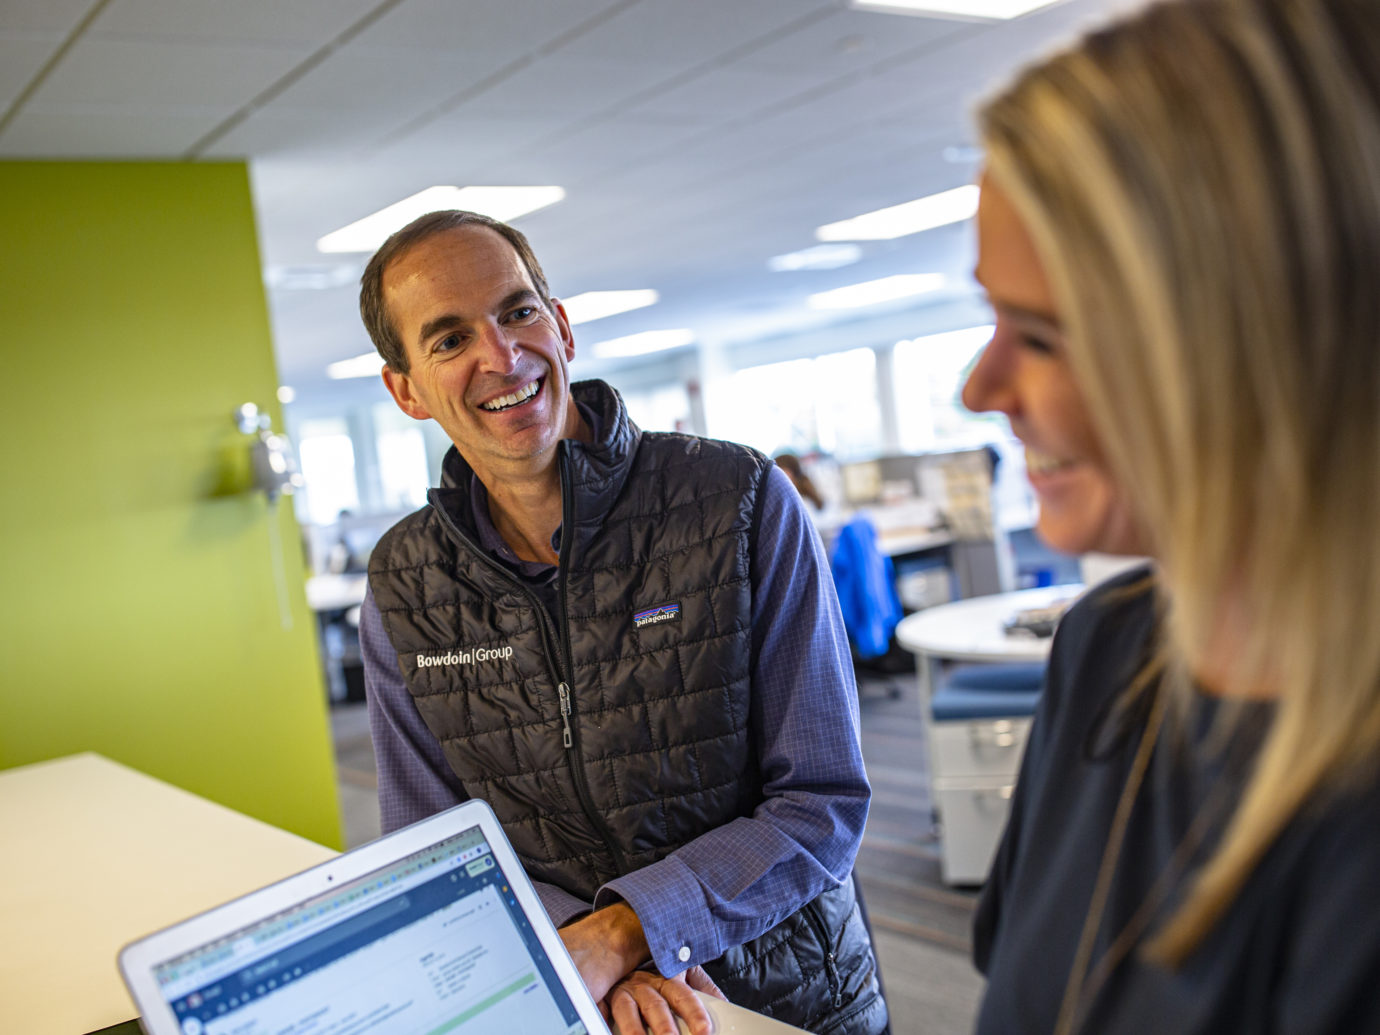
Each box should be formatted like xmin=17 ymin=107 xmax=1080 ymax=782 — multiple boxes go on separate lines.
xmin=974 ymin=569 xmax=1380 ymax=1033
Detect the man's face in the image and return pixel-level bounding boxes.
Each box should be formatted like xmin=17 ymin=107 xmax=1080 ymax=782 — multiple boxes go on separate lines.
xmin=380 ymin=225 xmax=580 ymax=483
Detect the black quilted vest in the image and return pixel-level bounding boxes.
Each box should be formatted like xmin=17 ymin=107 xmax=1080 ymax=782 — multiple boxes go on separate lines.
xmin=369 ymin=381 xmax=887 ymax=1034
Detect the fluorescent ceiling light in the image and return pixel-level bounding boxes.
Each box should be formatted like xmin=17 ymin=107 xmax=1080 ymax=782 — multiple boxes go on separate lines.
xmin=589 ymin=329 xmax=695 ymax=359
xmin=767 ymin=244 xmax=863 ymax=272
xmin=263 ymin=264 xmax=359 ymax=291
xmin=326 ymin=351 xmax=385 ymax=380
xmin=808 ymin=273 xmax=946 ymax=310
xmin=850 ymin=0 xmax=1064 ymax=20
xmin=562 ymin=289 xmax=659 ymax=325
xmin=317 ymin=185 xmax=566 ymax=253
xmin=816 ymin=185 xmax=979 ymax=241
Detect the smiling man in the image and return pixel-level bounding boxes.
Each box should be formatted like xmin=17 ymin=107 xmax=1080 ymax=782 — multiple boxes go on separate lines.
xmin=354 ymin=211 xmax=888 ymax=1035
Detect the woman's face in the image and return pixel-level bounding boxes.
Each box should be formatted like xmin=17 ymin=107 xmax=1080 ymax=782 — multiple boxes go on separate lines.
xmin=962 ymin=177 xmax=1146 ymax=557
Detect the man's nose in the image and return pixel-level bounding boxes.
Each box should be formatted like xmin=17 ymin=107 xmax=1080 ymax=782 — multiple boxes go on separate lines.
xmin=474 ymin=323 xmax=521 ymax=373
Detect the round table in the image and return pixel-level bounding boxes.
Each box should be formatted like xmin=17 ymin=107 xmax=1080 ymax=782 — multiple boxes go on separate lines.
xmin=895 ymin=583 xmax=1084 ymax=669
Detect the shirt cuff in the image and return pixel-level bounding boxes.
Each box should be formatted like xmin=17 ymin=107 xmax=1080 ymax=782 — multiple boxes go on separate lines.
xmin=536 ymin=880 xmax=593 ymax=929
xmin=597 ymin=855 xmax=721 ymax=977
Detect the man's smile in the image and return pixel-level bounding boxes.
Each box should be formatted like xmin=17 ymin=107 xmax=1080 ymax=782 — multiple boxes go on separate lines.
xmin=479 ymin=378 xmax=542 ymax=412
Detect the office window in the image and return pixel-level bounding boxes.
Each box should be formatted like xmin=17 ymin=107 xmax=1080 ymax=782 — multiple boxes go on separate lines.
xmin=621 ymin=383 xmax=691 ymax=433
xmin=893 ymin=326 xmax=999 ymax=451
xmin=297 ymin=419 xmax=360 ymax=525
xmin=373 ymin=404 xmax=430 ymax=511
xmin=716 ymin=347 xmax=882 ymax=459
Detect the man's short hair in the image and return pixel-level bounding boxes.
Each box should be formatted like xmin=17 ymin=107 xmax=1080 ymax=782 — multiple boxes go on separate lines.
xmin=359 ymin=210 xmax=552 ymax=373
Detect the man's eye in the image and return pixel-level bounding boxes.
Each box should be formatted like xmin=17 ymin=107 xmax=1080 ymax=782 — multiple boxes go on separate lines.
xmin=434 ymin=333 xmax=463 ymax=353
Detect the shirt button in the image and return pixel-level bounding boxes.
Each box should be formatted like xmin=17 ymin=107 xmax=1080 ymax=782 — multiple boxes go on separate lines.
xmin=677 ymin=946 xmax=691 ymax=963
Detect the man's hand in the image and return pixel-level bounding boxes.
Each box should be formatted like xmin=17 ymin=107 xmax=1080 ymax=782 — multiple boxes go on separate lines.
xmin=608 ymin=967 xmax=726 ymax=1035
xmin=559 ymin=902 xmax=652 ymax=1003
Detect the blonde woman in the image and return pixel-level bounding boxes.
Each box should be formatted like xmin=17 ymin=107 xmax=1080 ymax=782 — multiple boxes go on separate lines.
xmin=960 ymin=0 xmax=1380 ymax=1030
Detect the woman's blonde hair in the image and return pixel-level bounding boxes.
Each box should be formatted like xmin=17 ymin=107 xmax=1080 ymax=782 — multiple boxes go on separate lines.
xmin=978 ymin=0 xmax=1380 ymax=962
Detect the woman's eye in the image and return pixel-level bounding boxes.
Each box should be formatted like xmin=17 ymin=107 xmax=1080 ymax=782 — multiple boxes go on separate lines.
xmin=1019 ymin=332 xmax=1057 ymax=356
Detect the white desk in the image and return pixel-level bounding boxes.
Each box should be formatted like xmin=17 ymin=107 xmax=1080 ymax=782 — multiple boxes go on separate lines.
xmin=1 ymin=754 xmax=802 ymax=1035
xmin=894 ymin=583 xmax=1082 ymax=669
xmin=0 ymin=753 xmax=336 ymax=1035
xmin=894 ymin=586 xmax=1082 ymax=884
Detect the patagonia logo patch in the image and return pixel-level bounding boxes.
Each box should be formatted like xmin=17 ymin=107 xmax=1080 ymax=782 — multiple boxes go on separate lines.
xmin=633 ymin=603 xmax=681 ymax=629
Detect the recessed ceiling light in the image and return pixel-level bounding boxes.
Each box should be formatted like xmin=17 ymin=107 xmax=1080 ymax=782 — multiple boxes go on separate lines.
xmin=767 ymin=244 xmax=864 ymax=272
xmin=326 ymin=352 xmax=385 ymax=380
xmin=588 ymin=329 xmax=695 ymax=359
xmin=850 ymin=0 xmax=1065 ymax=21
xmin=808 ymin=273 xmax=946 ymax=310
xmin=816 ymin=185 xmax=979 ymax=241
xmin=561 ymin=289 xmax=659 ymax=325
xmin=317 ymin=185 xmax=566 ymax=254
xmin=276 ymin=385 xmax=297 ymax=404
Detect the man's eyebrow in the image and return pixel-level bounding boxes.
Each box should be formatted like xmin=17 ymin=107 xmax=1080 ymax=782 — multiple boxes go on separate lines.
xmin=500 ymin=288 xmax=543 ymax=310
xmin=414 ymin=289 xmax=544 ymax=345
xmin=417 ymin=312 xmax=464 ymax=345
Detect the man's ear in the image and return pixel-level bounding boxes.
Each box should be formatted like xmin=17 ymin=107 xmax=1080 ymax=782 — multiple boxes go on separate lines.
xmin=550 ymin=298 xmax=576 ymax=363
xmin=382 ymin=365 xmax=431 ymax=421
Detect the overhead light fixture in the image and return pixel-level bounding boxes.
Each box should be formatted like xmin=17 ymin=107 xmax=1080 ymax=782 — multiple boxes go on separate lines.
xmin=561 ymin=289 xmax=659 ymax=325
xmin=276 ymin=386 xmax=297 ymax=404
xmin=326 ymin=352 xmax=385 ymax=380
xmin=808 ymin=273 xmax=946 ymax=310
xmin=767 ymin=244 xmax=863 ymax=272
xmin=588 ymin=329 xmax=695 ymax=359
xmin=850 ymin=0 xmax=1065 ymax=20
xmin=816 ymin=185 xmax=979 ymax=241
xmin=263 ymin=264 xmax=360 ymax=291
xmin=317 ymin=185 xmax=566 ymax=254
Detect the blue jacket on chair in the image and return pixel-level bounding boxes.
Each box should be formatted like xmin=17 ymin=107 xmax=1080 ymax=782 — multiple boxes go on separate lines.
xmin=830 ymin=516 xmax=903 ymax=659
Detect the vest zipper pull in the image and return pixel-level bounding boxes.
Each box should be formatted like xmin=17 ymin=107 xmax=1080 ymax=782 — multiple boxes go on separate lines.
xmin=557 ymin=682 xmax=574 ymax=749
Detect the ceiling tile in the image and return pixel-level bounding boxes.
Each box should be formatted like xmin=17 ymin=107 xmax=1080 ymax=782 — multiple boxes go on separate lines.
xmin=0 ymin=104 xmax=223 ymax=156
xmin=89 ymin=0 xmax=383 ymax=46
xmin=0 ymin=32 xmax=65 ymax=109
xmin=355 ymin=0 xmax=615 ymax=52
xmin=555 ymin=0 xmax=835 ymax=65
xmin=0 ymin=0 xmax=95 ymax=34
xmin=30 ymin=36 xmax=312 ymax=108
xmin=258 ymin=42 xmax=520 ymax=114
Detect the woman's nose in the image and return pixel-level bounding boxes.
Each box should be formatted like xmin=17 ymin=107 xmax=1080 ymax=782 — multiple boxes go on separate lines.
xmin=961 ymin=335 xmax=1016 ymax=416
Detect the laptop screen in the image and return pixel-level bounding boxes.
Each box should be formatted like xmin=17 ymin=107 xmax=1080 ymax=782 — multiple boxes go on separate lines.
xmin=149 ymin=824 xmax=590 ymax=1035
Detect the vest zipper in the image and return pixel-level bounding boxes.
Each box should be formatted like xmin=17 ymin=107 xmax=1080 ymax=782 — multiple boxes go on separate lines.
xmin=557 ymin=682 xmax=574 ymax=748
xmin=556 ymin=443 xmax=630 ymax=876
xmin=802 ymin=899 xmax=844 ymax=1010
xmin=429 ymin=464 xmax=630 ymax=878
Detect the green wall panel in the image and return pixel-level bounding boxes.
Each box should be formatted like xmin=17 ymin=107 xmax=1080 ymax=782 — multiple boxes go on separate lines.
xmin=0 ymin=161 xmax=342 ymax=849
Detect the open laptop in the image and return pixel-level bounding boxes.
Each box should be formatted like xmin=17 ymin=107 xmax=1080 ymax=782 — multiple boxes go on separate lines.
xmin=120 ymin=799 xmax=626 ymax=1035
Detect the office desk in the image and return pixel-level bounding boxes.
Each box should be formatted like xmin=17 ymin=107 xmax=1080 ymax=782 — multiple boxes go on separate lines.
xmin=0 ymin=753 xmax=336 ymax=1035
xmin=895 ymin=587 xmax=1081 ymax=883
xmin=895 ymin=584 xmax=1083 ymax=680
xmin=2 ymin=754 xmax=801 ymax=1035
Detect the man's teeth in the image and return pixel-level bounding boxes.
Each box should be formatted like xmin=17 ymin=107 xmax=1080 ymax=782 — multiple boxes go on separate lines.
xmin=481 ymin=381 xmax=539 ymax=412
xmin=1025 ymin=448 xmax=1076 ymax=476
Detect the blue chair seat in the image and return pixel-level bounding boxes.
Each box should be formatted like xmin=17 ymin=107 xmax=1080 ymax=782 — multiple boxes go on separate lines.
xmin=930 ymin=662 xmax=1046 ymax=721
